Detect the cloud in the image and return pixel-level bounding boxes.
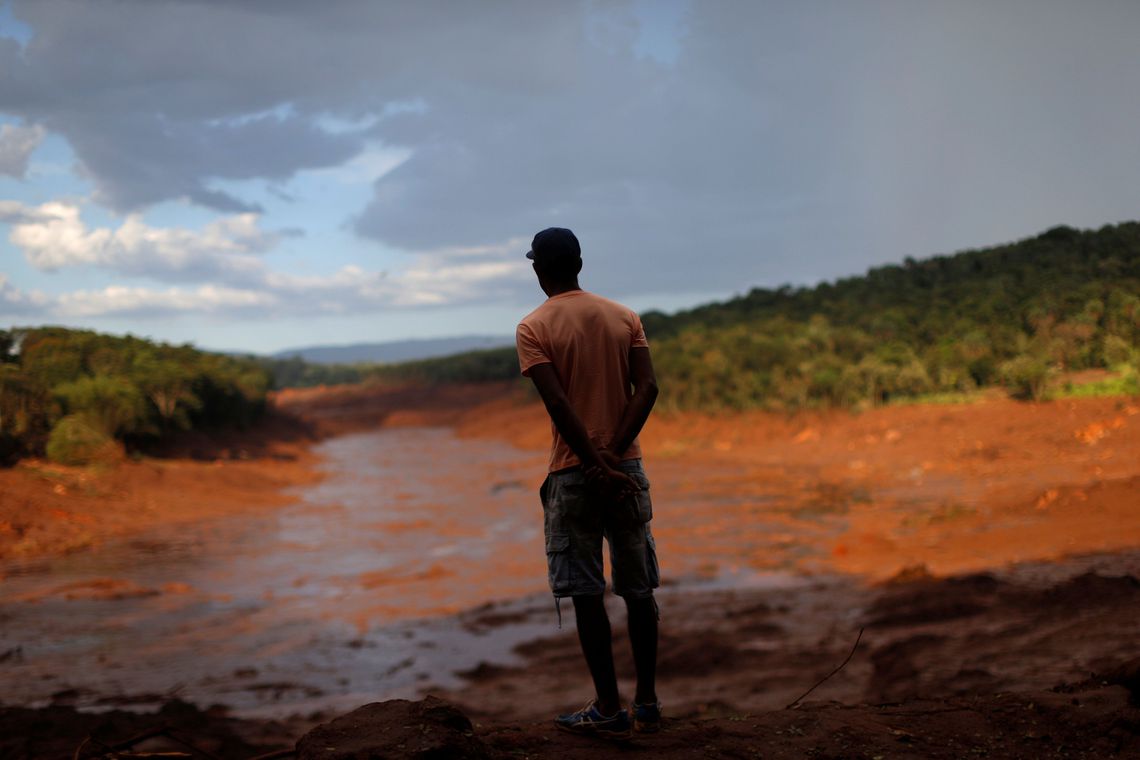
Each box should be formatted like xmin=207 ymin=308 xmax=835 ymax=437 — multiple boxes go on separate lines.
xmin=1 ymin=253 xmax=530 ymax=320
xmin=0 ymin=274 xmax=51 ymax=316
xmin=0 ymin=0 xmax=584 ymax=213
xmin=1 ymin=0 xmax=1139 ymax=307
xmin=0 ymin=123 xmax=44 ymax=177
xmin=54 ymin=283 xmax=278 ymax=318
xmin=0 ymin=201 xmax=532 ymax=319
xmin=4 ymin=200 xmax=279 ymax=284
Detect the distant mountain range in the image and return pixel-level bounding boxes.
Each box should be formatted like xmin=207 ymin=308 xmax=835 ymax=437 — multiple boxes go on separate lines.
xmin=271 ymin=335 xmax=514 ymax=365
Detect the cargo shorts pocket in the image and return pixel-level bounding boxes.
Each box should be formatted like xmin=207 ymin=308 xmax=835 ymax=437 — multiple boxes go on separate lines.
xmin=632 ymin=473 xmax=653 ymax=523
xmin=545 ymin=532 xmax=572 ymax=596
xmin=646 ymin=531 xmax=660 ymax=588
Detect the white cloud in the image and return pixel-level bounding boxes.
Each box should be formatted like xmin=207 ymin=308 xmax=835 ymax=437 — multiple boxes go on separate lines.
xmin=55 ymin=283 xmax=278 ymax=318
xmin=0 ymin=202 xmax=532 ymax=319
xmin=0 ymin=123 xmax=44 ymax=177
xmin=0 ymin=274 xmax=51 ymax=315
xmin=4 ymin=200 xmax=277 ymax=284
xmin=260 ymin=236 xmax=532 ymax=311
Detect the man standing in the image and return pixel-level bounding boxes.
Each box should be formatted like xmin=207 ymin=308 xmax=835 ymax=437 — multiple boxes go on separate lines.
xmin=515 ymin=227 xmax=662 ymax=739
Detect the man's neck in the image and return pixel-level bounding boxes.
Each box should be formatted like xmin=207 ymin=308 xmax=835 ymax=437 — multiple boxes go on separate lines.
xmin=545 ymin=280 xmax=582 ymax=297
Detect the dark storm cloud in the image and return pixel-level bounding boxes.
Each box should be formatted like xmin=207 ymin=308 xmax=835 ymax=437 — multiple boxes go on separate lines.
xmin=0 ymin=123 xmax=44 ymax=177
xmin=356 ymin=0 xmax=1140 ymax=293
xmin=0 ymin=0 xmax=586 ymax=212
xmin=60 ymin=110 xmax=368 ymax=212
xmin=3 ymin=0 xmax=1140 ymax=301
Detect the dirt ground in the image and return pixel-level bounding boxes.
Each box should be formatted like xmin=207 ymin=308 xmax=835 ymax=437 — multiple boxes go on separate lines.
xmin=2 ymin=382 xmax=1139 ymax=757
xmin=10 ymin=553 xmax=1140 ymax=758
xmin=278 ymin=382 xmax=1140 ymax=581
xmin=0 ymin=410 xmax=323 ymax=565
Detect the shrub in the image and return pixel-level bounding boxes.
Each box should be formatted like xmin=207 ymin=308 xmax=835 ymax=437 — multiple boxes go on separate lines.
xmin=1103 ymin=335 xmax=1135 ymax=367
xmin=53 ymin=375 xmax=150 ymax=437
xmin=998 ymin=355 xmax=1052 ymax=401
xmin=45 ymin=414 xmax=122 ymax=465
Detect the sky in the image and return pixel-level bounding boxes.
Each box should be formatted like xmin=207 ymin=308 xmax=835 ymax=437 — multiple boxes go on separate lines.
xmin=1 ymin=0 xmax=1139 ymax=355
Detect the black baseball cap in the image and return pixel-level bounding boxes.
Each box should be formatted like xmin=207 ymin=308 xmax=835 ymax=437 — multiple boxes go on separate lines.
xmin=526 ymin=227 xmax=581 ymax=265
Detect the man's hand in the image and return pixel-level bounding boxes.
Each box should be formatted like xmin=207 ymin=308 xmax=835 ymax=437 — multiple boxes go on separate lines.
xmin=585 ymin=463 xmax=637 ymax=502
xmin=596 ymin=446 xmax=622 ymax=470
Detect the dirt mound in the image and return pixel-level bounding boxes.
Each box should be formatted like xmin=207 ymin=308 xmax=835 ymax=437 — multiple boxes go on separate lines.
xmin=866 ymin=570 xmax=1140 ymax=630
xmin=5 ymin=685 xmax=1137 ymax=760
xmin=290 ymin=688 xmax=1140 ymax=760
xmin=1101 ymin=657 xmax=1140 ymax=702
xmin=1021 ymin=571 xmax=1140 ymax=609
xmin=0 ymin=698 xmax=290 ymax=759
xmin=295 ymin=695 xmax=489 ymax=759
xmin=865 ymin=572 xmax=1007 ymax=627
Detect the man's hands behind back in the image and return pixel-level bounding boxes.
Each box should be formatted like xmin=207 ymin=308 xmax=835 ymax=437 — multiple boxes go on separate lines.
xmin=585 ymin=451 xmax=638 ymax=503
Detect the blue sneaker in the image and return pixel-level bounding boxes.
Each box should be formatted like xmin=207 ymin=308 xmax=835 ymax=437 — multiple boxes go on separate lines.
xmin=630 ymin=700 xmax=662 ymax=733
xmin=554 ymin=700 xmax=633 ymax=739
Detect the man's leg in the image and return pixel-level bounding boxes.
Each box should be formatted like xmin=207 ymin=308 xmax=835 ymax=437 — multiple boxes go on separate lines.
xmin=572 ymin=594 xmax=622 ymax=716
xmin=606 ymin=462 xmax=660 ymax=711
xmin=624 ymin=595 xmax=658 ymax=705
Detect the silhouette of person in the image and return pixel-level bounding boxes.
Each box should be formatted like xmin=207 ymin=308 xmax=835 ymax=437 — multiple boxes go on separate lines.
xmin=515 ymin=227 xmax=662 ymax=738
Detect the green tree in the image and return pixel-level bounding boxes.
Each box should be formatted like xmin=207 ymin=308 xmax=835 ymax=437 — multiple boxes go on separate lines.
xmin=53 ymin=375 xmax=151 ymax=437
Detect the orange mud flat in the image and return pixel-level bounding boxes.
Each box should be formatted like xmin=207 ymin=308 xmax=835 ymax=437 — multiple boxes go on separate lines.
xmin=3 ymin=382 xmax=1140 ymax=759
xmin=445 ymin=390 xmax=1140 ymax=582
xmin=0 ymin=410 xmax=323 ymax=564
xmin=5 ymin=380 xmax=1139 ymax=584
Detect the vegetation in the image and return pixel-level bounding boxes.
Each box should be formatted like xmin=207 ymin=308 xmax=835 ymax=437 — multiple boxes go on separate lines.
xmin=255 ymin=355 xmax=371 ymax=389
xmin=288 ymin=221 xmax=1138 ymax=411
xmin=1055 ymin=365 xmax=1140 ymax=400
xmin=640 ymin=222 xmax=1140 ymax=410
xmin=254 ymin=347 xmax=520 ymax=389
xmin=0 ymin=327 xmax=270 ymax=465
xmin=6 ymin=221 xmax=1137 ymax=466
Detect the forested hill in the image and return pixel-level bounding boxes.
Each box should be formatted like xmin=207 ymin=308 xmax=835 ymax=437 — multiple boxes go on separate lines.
xmin=0 ymin=328 xmax=270 ymax=465
xmin=638 ymin=222 xmax=1140 ymax=409
xmin=6 ymin=221 xmax=1134 ymax=463
xmin=642 ymin=223 xmax=1140 ymax=344
xmin=334 ymin=221 xmax=1139 ymax=409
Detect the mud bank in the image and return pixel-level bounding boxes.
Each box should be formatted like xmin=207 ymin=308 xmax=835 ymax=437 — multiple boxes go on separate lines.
xmin=0 ymin=410 xmax=323 ymax=564
xmin=7 ymin=551 xmax=1139 ymax=758
xmin=3 ymin=384 xmax=1139 ymax=758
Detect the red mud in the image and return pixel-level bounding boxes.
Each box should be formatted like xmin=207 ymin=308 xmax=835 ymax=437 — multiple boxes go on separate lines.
xmin=2 ymin=382 xmax=1139 ymax=758
xmin=0 ymin=410 xmax=322 ymax=564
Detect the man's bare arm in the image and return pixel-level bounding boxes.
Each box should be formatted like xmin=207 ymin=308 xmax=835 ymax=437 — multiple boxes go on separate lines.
xmin=528 ymin=363 xmax=636 ymax=493
xmin=605 ymin=346 xmax=659 ymax=457
xmin=528 ymin=362 xmax=609 ymax=470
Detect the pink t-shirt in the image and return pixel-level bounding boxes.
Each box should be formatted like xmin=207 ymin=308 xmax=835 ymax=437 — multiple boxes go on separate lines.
xmin=516 ymin=290 xmax=650 ymax=472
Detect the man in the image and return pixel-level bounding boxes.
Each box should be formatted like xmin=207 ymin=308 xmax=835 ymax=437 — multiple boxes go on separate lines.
xmin=515 ymin=227 xmax=662 ymax=739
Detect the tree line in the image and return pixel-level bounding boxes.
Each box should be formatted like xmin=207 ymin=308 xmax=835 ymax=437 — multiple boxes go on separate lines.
xmin=0 ymin=327 xmax=269 ymax=465
xmin=642 ymin=223 xmax=1140 ymax=409
xmin=4 ymin=221 xmax=1137 ymax=464
xmin=276 ymin=221 xmax=1140 ymax=409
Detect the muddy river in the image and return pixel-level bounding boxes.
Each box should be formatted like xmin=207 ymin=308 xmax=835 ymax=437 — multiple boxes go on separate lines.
xmin=0 ymin=428 xmax=803 ymax=718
